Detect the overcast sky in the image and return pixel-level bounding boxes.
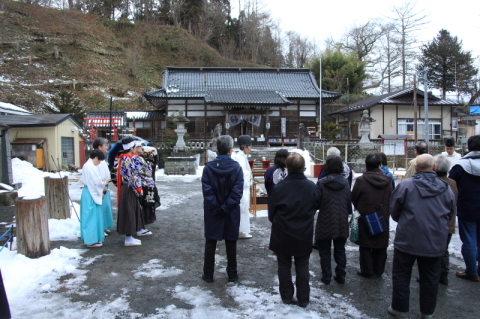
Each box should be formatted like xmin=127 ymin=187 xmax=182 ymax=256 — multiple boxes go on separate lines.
xmin=232 ymin=0 xmax=480 ymax=59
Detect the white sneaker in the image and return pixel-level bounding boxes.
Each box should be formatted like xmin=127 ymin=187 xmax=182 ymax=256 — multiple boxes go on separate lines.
xmin=124 ymin=236 xmax=142 ymax=246
xmin=239 ymin=232 xmax=252 ymax=239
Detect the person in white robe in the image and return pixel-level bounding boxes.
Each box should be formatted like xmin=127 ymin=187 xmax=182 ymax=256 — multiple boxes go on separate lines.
xmin=92 ymin=138 xmax=113 ymax=233
xmin=441 ymin=136 xmax=461 ymax=168
xmin=232 ymin=135 xmax=253 ymax=239
xmin=80 ymin=150 xmax=108 ymax=247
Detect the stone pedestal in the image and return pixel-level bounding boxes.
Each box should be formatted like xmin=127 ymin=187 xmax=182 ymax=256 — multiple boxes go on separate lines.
xmin=164 ymin=157 xmax=197 ymax=175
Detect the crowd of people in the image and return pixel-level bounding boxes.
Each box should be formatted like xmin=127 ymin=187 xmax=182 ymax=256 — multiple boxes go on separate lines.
xmin=34 ymin=132 xmax=477 ymax=318
xmin=202 ymin=134 xmax=480 ymax=319
xmin=1 ymin=131 xmax=478 ymax=318
xmin=79 ymin=137 xmax=160 ymax=248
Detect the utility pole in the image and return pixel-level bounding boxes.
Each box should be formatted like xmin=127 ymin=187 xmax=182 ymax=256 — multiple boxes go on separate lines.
xmin=417 ymin=68 xmax=429 ymax=142
xmin=423 ymin=69 xmax=429 ymax=142
xmin=413 ymin=75 xmax=417 ymax=142
xmin=347 ymin=77 xmax=350 ymax=140
xmin=109 ymin=96 xmax=113 ymax=140
xmin=318 ymin=57 xmax=322 ymax=139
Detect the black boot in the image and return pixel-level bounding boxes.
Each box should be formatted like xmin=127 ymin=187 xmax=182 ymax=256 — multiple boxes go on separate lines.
xmin=439 ymin=272 xmax=448 ymax=285
xmin=334 ymin=275 xmax=345 ymax=284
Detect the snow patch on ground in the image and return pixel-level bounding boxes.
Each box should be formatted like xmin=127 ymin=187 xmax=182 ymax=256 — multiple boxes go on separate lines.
xmin=49 ymin=207 xmax=80 ymax=241
xmin=133 ymin=259 xmax=183 ymax=279
xmin=156 ymin=167 xmax=203 ymax=183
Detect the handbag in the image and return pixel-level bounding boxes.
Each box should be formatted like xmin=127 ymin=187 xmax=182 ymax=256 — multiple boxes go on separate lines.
xmin=349 ymin=210 xmax=360 ymax=243
xmin=358 ymin=186 xmax=389 ymax=237
xmin=360 ymin=210 xmax=387 ymax=236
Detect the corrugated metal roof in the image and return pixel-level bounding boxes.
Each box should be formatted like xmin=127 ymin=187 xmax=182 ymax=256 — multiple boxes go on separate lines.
xmin=85 ymin=111 xmax=161 ymax=125
xmin=144 ymin=67 xmax=341 ymax=106
xmin=125 ymin=111 xmax=163 ymax=120
xmin=0 ymin=101 xmax=32 ymax=115
xmin=0 ymin=114 xmax=81 ymax=128
xmin=329 ymin=88 xmax=463 ymax=115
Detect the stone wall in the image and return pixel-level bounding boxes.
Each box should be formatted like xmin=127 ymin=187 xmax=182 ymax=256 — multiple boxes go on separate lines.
xmin=164 ymin=157 xmax=197 ymax=175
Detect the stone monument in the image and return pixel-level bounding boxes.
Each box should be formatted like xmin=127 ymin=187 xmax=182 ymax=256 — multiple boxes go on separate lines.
xmin=164 ymin=115 xmax=197 ymax=175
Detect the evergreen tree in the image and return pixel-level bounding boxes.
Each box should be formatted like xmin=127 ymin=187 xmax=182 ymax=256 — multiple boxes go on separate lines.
xmin=43 ymin=90 xmax=85 ymax=124
xmin=306 ymin=49 xmax=367 ymax=94
xmin=418 ymin=29 xmax=478 ymax=99
xmin=320 ymin=122 xmax=342 ymax=141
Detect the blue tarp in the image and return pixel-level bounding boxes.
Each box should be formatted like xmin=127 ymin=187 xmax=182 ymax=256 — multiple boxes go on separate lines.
xmin=470 ymin=105 xmax=480 ymax=114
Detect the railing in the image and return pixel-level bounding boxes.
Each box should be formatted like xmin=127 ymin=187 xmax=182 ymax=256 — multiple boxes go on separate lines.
xmin=304 ymin=141 xmax=468 ymax=173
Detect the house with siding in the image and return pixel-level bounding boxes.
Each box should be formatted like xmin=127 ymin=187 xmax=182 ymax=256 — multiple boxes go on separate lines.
xmin=328 ymin=88 xmax=463 ymax=141
xmin=143 ymin=67 xmax=341 ymax=145
xmin=0 ymin=114 xmax=83 ymax=171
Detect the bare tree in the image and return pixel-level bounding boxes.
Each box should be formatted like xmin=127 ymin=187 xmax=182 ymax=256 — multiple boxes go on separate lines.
xmin=170 ymin=0 xmax=185 ymax=27
xmin=341 ymin=19 xmax=386 ymax=63
xmin=284 ymin=31 xmax=312 ymax=68
xmin=389 ymin=0 xmax=429 ymax=88
xmin=337 ymin=19 xmax=390 ymax=91
xmin=376 ymin=24 xmax=403 ymax=93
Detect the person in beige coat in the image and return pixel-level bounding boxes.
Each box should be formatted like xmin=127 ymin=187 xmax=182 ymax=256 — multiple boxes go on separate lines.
xmin=404 ymin=141 xmax=429 ymax=179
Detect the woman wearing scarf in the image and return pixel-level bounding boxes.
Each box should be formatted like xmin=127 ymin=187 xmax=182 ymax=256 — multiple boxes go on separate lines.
xmin=117 ymin=138 xmax=146 ymax=246
xmin=80 ymin=150 xmax=107 ymax=248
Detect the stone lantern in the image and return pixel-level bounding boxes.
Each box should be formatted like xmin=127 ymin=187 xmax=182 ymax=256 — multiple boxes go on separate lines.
xmin=358 ymin=110 xmax=376 ymax=145
xmin=173 ymin=116 xmax=189 ymax=153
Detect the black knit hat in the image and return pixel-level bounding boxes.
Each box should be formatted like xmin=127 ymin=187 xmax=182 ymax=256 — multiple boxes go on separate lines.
xmin=445 ymin=136 xmax=455 ymax=147
xmin=237 ymin=135 xmax=252 ymax=147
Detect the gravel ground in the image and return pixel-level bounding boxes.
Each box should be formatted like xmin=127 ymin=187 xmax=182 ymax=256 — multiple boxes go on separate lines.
xmin=45 ymin=175 xmax=480 ymax=319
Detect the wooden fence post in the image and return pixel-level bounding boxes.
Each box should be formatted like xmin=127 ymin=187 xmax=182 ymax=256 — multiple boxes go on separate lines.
xmin=44 ymin=176 xmax=69 ymax=219
xmin=15 ymin=196 xmax=50 ymax=258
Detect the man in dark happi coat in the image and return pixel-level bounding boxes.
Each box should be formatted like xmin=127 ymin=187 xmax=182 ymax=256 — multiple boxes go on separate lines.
xmin=201 ymin=135 xmax=244 ymax=283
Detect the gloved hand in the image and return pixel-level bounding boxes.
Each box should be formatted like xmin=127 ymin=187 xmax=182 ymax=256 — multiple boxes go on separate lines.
xmin=216 ymin=207 xmax=226 ymax=218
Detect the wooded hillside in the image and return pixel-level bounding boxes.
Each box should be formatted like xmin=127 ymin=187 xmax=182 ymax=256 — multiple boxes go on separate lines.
xmin=0 ymin=1 xmax=259 ymax=112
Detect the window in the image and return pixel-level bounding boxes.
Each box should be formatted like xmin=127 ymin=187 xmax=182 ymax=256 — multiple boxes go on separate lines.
xmin=397 ymin=119 xmax=441 ymax=140
xmin=127 ymin=121 xmax=151 ymax=128
xmin=61 ymin=137 xmax=74 ymax=167
xmin=451 ymin=118 xmax=458 ymax=131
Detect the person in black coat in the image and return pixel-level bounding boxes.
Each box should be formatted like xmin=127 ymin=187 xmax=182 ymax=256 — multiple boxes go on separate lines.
xmin=315 ymin=156 xmax=351 ymax=285
xmin=0 ymin=269 xmax=11 ymax=319
xmin=269 ymin=153 xmax=319 ymax=307
xmin=201 ymin=135 xmax=244 ymax=283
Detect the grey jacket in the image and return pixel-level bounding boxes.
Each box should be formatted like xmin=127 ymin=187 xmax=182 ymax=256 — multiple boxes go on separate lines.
xmin=390 ymin=170 xmax=455 ymax=257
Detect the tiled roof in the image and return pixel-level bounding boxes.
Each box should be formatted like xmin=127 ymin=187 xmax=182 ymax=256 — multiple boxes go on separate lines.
xmin=205 ymin=89 xmax=291 ymax=107
xmin=144 ymin=67 xmax=341 ymax=107
xmin=329 ymin=88 xmax=463 ymax=115
xmin=0 ymin=114 xmax=81 ymax=128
